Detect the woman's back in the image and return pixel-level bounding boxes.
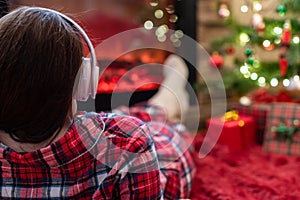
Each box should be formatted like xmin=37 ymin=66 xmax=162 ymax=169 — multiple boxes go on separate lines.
xmin=0 ymin=112 xmax=161 ymax=199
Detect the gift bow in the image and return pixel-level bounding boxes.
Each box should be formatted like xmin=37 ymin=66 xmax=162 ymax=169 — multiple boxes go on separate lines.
xmin=222 ymin=110 xmax=239 ymax=121
xmin=222 ymin=110 xmax=245 ymax=127
xmin=275 ymin=119 xmax=299 ymax=144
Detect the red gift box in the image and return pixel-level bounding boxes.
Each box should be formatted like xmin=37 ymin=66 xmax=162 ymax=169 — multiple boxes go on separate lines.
xmin=207 ymin=115 xmax=256 ymax=151
xmin=233 ymin=103 xmax=271 ymax=144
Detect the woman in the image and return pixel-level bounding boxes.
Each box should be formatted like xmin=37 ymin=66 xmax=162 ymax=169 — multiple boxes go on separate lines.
xmin=0 ymin=6 xmax=195 ymax=199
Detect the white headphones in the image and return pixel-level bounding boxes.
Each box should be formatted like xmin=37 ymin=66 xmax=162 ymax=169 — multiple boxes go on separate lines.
xmin=34 ymin=7 xmax=99 ymax=102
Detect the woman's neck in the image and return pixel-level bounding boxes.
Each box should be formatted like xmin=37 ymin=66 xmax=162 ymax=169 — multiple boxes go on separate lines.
xmin=0 ymin=124 xmax=70 ymax=153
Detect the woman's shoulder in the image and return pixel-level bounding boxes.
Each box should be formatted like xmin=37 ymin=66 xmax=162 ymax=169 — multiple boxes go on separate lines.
xmin=75 ymin=112 xmax=153 ymax=152
xmin=75 ymin=112 xmax=158 ymax=174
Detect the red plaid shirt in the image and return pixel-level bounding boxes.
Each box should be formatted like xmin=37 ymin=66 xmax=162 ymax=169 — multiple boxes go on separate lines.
xmin=0 ymin=113 xmax=161 ymax=199
xmin=0 ymin=107 xmax=195 ymax=199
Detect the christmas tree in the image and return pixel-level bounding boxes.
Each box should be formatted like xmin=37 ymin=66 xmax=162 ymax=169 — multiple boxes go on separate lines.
xmin=210 ymin=0 xmax=300 ymax=98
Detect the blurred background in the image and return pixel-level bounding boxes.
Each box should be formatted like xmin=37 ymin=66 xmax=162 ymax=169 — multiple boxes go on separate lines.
xmin=4 ymin=0 xmax=300 ymax=129
xmin=6 ymin=0 xmax=198 ymax=111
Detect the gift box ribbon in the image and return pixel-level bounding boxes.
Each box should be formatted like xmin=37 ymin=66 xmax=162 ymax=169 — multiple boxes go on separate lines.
xmin=222 ymin=110 xmax=245 ymax=127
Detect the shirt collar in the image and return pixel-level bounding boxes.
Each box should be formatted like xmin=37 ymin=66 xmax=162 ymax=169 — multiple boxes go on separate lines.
xmin=0 ymin=112 xmax=105 ymax=168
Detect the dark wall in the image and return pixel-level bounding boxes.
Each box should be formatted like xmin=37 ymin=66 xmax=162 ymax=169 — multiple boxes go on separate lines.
xmin=0 ymin=0 xmax=8 ymax=17
xmin=175 ymin=0 xmax=198 ymax=104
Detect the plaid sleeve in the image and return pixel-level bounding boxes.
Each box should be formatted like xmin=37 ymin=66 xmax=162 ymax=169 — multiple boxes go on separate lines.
xmin=92 ymin=113 xmax=162 ymax=199
xmin=112 ymin=104 xmax=196 ymax=199
xmin=150 ymin=122 xmax=195 ymax=200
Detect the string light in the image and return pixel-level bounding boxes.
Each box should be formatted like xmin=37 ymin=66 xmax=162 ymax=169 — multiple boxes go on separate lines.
xmin=273 ymin=27 xmax=283 ymax=35
xmin=170 ymin=32 xmax=183 ymax=46
xmin=170 ymin=34 xmax=178 ymax=43
xmin=258 ymin=77 xmax=266 ymax=84
xmin=155 ymin=29 xmax=164 ymax=38
xmin=262 ymin=40 xmax=271 ymax=48
xmin=218 ymin=3 xmax=230 ymax=18
xmin=144 ymin=20 xmax=154 ymax=30
xmin=270 ymin=78 xmax=279 ymax=87
xmin=240 ymin=65 xmax=249 ymax=74
xmin=293 ymin=36 xmax=300 ymax=44
xmin=154 ymin=9 xmax=164 ymax=19
xmin=166 ymin=4 xmax=175 ymax=14
xmin=274 ymin=38 xmax=281 ymax=44
xmin=294 ymin=75 xmax=300 ymax=81
xmin=240 ymin=5 xmax=249 ymax=13
xmin=173 ymin=40 xmax=181 ymax=47
xmin=283 ymin=79 xmax=290 ymax=87
xmin=258 ymin=77 xmax=266 ymax=87
xmin=244 ymin=72 xmax=251 ymax=78
xmin=169 ymin=14 xmax=178 ymax=23
xmin=149 ymin=0 xmax=159 ymax=7
xmin=239 ymin=33 xmax=250 ymax=45
xmin=159 ymin=25 xmax=168 ymax=33
xmin=253 ymin=1 xmax=262 ymax=12
xmin=174 ymin=30 xmax=184 ymax=38
xmin=250 ymin=73 xmax=258 ymax=80
xmin=157 ymin=35 xmax=167 ymax=42
xmin=155 ymin=25 xmax=168 ymax=42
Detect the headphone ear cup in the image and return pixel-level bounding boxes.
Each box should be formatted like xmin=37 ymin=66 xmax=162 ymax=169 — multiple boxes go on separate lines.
xmin=73 ymin=58 xmax=91 ymax=101
xmin=91 ymin=64 xmax=99 ymax=99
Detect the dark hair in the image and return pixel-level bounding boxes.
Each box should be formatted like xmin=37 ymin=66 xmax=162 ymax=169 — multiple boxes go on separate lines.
xmin=0 ymin=7 xmax=83 ymax=143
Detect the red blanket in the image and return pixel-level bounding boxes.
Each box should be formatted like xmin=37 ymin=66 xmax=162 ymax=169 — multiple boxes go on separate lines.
xmin=190 ymin=134 xmax=300 ymax=200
